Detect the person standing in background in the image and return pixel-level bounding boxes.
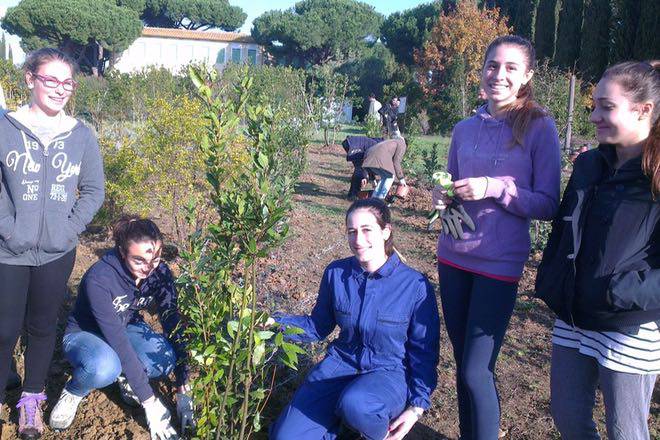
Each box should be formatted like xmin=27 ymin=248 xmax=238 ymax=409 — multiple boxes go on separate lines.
xmin=367 ymin=93 xmax=382 ymax=123
xmin=379 ymin=97 xmax=401 ymax=138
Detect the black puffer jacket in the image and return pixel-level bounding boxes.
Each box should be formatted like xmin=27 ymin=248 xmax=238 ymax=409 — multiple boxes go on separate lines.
xmin=536 ymin=145 xmax=660 ymax=332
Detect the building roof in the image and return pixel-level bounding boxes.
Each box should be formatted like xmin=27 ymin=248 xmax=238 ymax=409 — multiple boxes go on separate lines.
xmin=141 ymin=27 xmax=256 ymax=44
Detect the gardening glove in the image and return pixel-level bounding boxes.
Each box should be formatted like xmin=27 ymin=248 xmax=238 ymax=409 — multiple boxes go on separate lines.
xmin=176 ymin=392 xmax=195 ymax=433
xmin=440 ymin=203 xmax=476 ymax=240
xmin=142 ymin=397 xmax=179 ymax=440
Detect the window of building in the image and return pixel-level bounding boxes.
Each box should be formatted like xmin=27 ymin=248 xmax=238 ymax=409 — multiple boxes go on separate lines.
xmin=231 ymin=48 xmax=241 ymax=63
xmin=216 ymin=48 xmax=226 ymax=64
xmin=247 ymin=49 xmax=257 ymax=65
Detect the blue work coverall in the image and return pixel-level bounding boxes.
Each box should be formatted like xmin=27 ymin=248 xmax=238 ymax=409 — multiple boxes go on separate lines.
xmin=271 ymin=253 xmax=440 ymax=440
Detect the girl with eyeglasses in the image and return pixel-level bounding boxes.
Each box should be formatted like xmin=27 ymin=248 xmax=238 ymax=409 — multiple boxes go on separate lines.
xmin=0 ymin=48 xmax=104 ymax=439
xmin=49 ymin=216 xmax=192 ymax=440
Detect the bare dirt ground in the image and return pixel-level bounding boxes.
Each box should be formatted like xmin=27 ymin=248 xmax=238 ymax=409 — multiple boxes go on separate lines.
xmin=1 ymin=142 xmax=658 ymax=439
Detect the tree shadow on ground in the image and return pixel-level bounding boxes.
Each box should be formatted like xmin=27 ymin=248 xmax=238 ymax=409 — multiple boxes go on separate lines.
xmin=408 ymin=423 xmax=453 ymax=439
xmin=295 ymin=182 xmax=350 ymax=203
xmin=317 ymin=172 xmax=350 ymax=185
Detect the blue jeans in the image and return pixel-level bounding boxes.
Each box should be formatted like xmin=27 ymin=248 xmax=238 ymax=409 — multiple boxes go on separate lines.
xmin=438 ymin=263 xmax=518 ymax=440
xmin=62 ymin=321 xmax=176 ymax=397
xmin=551 ymin=344 xmax=657 ymax=440
xmin=369 ymin=168 xmax=394 ymax=199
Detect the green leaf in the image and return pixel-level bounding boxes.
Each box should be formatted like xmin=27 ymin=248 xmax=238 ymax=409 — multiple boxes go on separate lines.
xmin=257 ymin=152 xmax=269 ymax=169
xmin=189 ymin=67 xmax=205 ymax=90
xmin=253 ymin=342 xmax=265 ymax=365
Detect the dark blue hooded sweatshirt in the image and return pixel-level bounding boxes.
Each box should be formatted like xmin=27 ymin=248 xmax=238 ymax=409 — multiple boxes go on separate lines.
xmin=66 ymin=249 xmax=189 ymax=402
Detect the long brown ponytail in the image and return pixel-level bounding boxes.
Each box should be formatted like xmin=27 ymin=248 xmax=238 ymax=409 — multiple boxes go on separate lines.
xmin=602 ymin=60 xmax=660 ymax=196
xmin=483 ymin=35 xmax=547 ymax=147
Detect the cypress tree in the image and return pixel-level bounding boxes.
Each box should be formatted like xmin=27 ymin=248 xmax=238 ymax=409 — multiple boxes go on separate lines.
xmin=534 ymin=0 xmax=561 ymax=60
xmin=513 ymin=0 xmax=540 ymax=40
xmin=0 ymin=33 xmax=6 ymax=60
xmin=633 ymin=0 xmax=660 ymax=60
xmin=7 ymin=45 xmax=12 ymax=64
xmin=577 ymin=0 xmax=611 ymax=80
xmin=555 ymin=0 xmax=584 ymax=70
xmin=609 ymin=0 xmax=640 ymax=64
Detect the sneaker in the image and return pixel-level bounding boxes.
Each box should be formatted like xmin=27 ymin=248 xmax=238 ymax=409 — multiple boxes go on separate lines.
xmin=117 ymin=375 xmax=140 ymax=407
xmin=16 ymin=392 xmax=46 ymax=439
xmin=49 ymin=387 xmax=83 ymax=431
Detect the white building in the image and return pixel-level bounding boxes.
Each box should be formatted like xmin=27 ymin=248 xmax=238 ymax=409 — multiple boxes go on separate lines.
xmin=113 ymin=26 xmax=264 ymax=73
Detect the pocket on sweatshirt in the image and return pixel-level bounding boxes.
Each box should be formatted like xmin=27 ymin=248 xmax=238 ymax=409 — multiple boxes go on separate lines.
xmin=0 ymin=215 xmax=13 ymax=240
xmin=40 ymin=213 xmax=78 ymax=253
xmin=3 ymin=210 xmax=39 ymax=255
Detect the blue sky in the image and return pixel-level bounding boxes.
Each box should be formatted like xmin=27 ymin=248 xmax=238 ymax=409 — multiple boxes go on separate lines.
xmin=0 ymin=0 xmax=432 ymax=62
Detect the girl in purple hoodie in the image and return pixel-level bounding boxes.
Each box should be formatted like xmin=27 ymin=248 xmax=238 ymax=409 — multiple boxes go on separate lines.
xmin=432 ymin=36 xmax=561 ymax=439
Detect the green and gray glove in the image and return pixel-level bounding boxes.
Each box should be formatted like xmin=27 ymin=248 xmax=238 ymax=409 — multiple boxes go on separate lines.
xmin=440 ymin=203 xmax=476 ymax=240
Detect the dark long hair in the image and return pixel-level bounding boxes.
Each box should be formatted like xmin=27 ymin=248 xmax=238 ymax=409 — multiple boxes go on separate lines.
xmin=345 ymin=198 xmax=394 ymax=256
xmin=112 ymin=215 xmax=163 ymax=255
xmin=601 ymin=60 xmax=660 ymax=196
xmin=484 ymin=35 xmax=547 ymax=147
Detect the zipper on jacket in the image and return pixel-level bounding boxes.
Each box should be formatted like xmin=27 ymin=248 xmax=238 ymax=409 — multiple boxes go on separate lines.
xmin=34 ymin=138 xmax=52 ymax=266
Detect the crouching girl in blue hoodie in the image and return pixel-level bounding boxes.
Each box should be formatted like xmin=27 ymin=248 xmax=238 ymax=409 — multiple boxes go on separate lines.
xmin=270 ymin=199 xmax=440 ymax=440
xmin=0 ymin=48 xmax=104 ymax=439
xmin=49 ymin=216 xmax=193 ymax=440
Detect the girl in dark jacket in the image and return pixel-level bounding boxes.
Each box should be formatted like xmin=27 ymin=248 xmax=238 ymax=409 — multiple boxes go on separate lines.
xmin=536 ymin=60 xmax=660 ymax=439
xmin=49 ymin=216 xmax=192 ymax=439
xmin=0 ymin=48 xmax=104 ymax=439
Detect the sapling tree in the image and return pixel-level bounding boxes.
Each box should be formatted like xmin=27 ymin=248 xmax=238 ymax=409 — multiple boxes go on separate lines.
xmin=176 ymin=66 xmax=305 ymax=439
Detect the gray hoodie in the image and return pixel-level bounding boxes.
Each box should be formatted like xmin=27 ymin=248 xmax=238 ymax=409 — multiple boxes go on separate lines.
xmin=0 ymin=111 xmax=105 ymax=266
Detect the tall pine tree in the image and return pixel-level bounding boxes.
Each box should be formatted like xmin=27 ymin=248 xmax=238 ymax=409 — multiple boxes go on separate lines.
xmin=634 ymin=0 xmax=660 ymax=60
xmin=578 ymin=0 xmax=611 ymax=80
xmin=534 ymin=0 xmax=560 ymax=60
xmin=555 ymin=0 xmax=584 ymax=70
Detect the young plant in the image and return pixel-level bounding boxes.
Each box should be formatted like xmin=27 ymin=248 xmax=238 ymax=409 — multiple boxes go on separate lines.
xmin=176 ymin=66 xmax=305 ymax=439
xmin=428 ymin=171 xmax=454 ymax=229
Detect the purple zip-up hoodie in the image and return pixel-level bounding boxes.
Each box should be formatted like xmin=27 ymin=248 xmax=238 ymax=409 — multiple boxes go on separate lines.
xmin=437 ymin=105 xmax=561 ymax=278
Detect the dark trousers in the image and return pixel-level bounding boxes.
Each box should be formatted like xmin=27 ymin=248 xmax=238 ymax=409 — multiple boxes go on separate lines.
xmin=348 ymin=161 xmax=368 ymax=198
xmin=438 ymin=263 xmax=517 ymax=440
xmin=0 ymin=249 xmax=76 ymax=403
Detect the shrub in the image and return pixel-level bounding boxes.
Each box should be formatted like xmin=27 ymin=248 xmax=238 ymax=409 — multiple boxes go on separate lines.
xmin=533 ymin=61 xmax=595 ymax=144
xmin=0 ymin=59 xmax=28 ymax=109
xmin=176 ymin=67 xmax=307 ymax=439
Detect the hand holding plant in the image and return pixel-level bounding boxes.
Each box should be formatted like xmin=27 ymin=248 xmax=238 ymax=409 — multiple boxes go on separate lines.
xmin=428 ymin=171 xmax=454 ymax=229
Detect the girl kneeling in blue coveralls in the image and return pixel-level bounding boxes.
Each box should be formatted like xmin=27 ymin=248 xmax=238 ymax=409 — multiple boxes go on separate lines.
xmin=271 ymin=198 xmax=440 ymax=440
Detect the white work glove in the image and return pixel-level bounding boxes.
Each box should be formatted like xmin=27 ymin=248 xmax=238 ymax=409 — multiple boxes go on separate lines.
xmin=176 ymin=392 xmax=195 ymax=433
xmin=142 ymin=397 xmax=179 ymax=440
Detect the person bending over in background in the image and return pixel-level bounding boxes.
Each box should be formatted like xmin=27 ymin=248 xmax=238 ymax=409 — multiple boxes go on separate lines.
xmin=362 ymin=137 xmax=408 ymax=200
xmin=270 ymin=198 xmax=439 ymax=440
xmin=432 ymin=35 xmax=561 ymax=439
xmin=49 ymin=216 xmax=193 ymax=440
xmin=0 ymin=48 xmax=104 ymax=439
xmin=536 ymin=60 xmax=660 ymax=440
